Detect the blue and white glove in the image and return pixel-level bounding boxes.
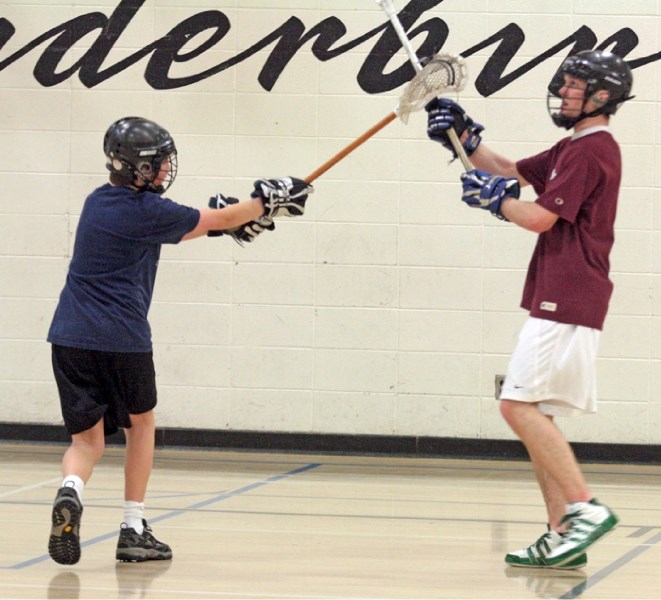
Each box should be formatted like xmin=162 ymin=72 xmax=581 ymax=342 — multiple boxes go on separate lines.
xmin=460 ymin=169 xmax=520 ymax=220
xmin=426 ymin=98 xmax=484 ymax=160
xmin=251 ymin=177 xmax=313 ymax=218
xmin=207 ymin=193 xmax=275 ymax=245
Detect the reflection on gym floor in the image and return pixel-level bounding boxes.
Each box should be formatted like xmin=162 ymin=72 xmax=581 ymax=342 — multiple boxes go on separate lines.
xmin=2 ymin=442 xmax=660 ymax=599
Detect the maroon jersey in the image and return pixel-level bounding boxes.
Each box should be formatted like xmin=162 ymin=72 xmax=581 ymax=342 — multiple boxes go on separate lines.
xmin=515 ymin=128 xmax=621 ymax=330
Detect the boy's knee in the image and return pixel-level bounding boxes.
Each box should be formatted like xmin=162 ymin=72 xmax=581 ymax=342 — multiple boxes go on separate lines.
xmin=128 ymin=410 xmax=155 ymax=429
xmin=499 ymin=399 xmax=512 ymax=419
xmin=500 ymin=398 xmax=526 ymax=424
xmin=71 ymin=434 xmax=105 ymax=461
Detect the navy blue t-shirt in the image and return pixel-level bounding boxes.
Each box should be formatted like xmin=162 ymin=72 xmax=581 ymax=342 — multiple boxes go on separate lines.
xmin=48 ymin=184 xmax=200 ymax=352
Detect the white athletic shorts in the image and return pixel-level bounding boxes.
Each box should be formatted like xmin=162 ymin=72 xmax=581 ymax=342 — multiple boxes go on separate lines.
xmin=499 ymin=317 xmax=600 ymax=417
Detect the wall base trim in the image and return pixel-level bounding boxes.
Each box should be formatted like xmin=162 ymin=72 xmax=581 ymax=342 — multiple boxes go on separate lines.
xmin=1 ymin=423 xmax=659 ymax=464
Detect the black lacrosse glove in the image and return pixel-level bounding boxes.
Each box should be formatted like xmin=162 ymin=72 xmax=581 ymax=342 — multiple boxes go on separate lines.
xmin=251 ymin=177 xmax=313 ymax=218
xmin=207 ymin=193 xmax=238 ymax=237
xmin=227 ymin=217 xmax=276 ymax=246
xmin=207 ymin=193 xmax=275 ymax=245
xmin=426 ymin=98 xmax=484 ymax=159
xmin=460 ymin=169 xmax=520 ymax=221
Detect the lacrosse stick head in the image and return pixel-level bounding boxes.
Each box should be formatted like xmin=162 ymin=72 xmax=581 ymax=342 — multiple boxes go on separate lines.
xmin=397 ymin=54 xmax=467 ymax=123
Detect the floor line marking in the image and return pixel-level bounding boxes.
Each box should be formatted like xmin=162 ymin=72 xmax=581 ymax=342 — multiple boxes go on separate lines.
xmin=0 ymin=477 xmax=60 ymax=499
xmin=560 ymin=530 xmax=661 ymax=599
xmin=4 ymin=462 xmax=322 ymax=570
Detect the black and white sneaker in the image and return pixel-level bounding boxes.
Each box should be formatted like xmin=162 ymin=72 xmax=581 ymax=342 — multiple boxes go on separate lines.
xmin=48 ymin=486 xmax=83 ymax=565
xmin=116 ymin=520 xmax=172 ymax=562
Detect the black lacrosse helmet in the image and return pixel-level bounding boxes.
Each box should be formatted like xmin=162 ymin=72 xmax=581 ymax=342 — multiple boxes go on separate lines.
xmin=547 ymin=50 xmax=634 ymax=129
xmin=103 ymin=116 xmax=178 ymax=193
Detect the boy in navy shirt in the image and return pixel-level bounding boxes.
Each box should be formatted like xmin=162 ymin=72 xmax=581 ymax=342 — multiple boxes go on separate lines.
xmin=47 ymin=116 xmax=311 ymax=564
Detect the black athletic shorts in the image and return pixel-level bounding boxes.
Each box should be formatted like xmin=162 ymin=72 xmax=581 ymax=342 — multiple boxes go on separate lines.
xmin=51 ymin=344 xmax=158 ymax=436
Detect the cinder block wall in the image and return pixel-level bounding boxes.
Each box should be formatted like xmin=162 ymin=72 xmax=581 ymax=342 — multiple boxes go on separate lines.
xmin=0 ymin=0 xmax=659 ymax=444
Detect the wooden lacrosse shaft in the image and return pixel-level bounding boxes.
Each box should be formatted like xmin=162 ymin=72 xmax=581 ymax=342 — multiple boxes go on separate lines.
xmin=377 ymin=0 xmax=472 ymax=171
xmin=304 ymin=111 xmax=397 ymax=184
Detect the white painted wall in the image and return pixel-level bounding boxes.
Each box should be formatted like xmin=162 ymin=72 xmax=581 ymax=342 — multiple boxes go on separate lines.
xmin=0 ymin=0 xmax=659 ymax=444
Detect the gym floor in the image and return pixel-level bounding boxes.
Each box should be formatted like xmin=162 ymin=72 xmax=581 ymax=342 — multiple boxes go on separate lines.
xmin=1 ymin=442 xmax=660 ymax=599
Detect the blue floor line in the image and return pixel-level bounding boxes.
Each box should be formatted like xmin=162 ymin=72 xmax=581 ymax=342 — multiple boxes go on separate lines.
xmin=6 ymin=462 xmax=322 ymax=570
xmin=560 ymin=530 xmax=661 ymax=599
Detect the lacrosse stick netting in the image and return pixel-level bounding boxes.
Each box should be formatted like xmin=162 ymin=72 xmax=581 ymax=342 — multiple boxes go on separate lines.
xmin=397 ymin=54 xmax=467 ymax=123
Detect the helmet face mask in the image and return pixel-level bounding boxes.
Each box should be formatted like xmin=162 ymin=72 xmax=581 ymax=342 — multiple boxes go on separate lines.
xmin=546 ymin=50 xmax=634 ymax=130
xmin=546 ymin=76 xmax=591 ymax=130
xmin=104 ymin=117 xmax=178 ymax=193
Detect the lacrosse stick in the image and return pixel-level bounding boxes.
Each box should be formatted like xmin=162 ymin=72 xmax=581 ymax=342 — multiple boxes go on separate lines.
xmin=375 ymin=0 xmax=472 ymax=171
xmin=304 ymin=52 xmax=466 ymax=183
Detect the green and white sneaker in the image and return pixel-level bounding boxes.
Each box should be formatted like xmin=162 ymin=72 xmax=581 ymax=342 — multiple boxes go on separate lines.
xmin=505 ymin=528 xmax=587 ymax=570
xmin=544 ymin=499 xmax=618 ymax=567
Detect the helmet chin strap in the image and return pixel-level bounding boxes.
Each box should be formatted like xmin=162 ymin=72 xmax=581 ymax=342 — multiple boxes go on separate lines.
xmin=573 ymin=94 xmax=611 ymax=127
xmin=549 ymin=91 xmax=608 ymax=130
xmin=131 ymin=161 xmax=168 ymax=193
xmin=122 ymin=153 xmax=177 ymax=194
xmin=140 ymin=173 xmax=164 ymax=193
xmin=128 ymin=171 xmax=159 ymax=193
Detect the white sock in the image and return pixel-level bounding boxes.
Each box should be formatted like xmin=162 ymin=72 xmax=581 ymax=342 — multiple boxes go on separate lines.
xmin=62 ymin=475 xmax=85 ymax=503
xmin=548 ymin=529 xmax=563 ymax=544
xmin=123 ymin=501 xmax=145 ymax=534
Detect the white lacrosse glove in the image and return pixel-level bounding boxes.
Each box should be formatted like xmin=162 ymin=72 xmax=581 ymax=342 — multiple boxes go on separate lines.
xmin=251 ymin=177 xmax=313 ymax=218
xmin=207 ymin=193 xmax=275 ymax=245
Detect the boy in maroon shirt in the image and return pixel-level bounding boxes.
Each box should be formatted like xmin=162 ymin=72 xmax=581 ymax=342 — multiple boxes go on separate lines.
xmin=426 ymin=50 xmax=633 ymax=568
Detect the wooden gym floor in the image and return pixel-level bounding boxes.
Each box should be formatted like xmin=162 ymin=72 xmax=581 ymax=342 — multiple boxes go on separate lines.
xmin=1 ymin=442 xmax=661 ymax=599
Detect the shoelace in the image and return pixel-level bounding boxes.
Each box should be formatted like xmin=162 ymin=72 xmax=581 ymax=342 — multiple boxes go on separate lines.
xmin=533 ymin=532 xmax=553 ymax=555
xmin=141 ymin=524 xmax=168 ymax=549
xmin=524 ymin=532 xmax=555 ymax=561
